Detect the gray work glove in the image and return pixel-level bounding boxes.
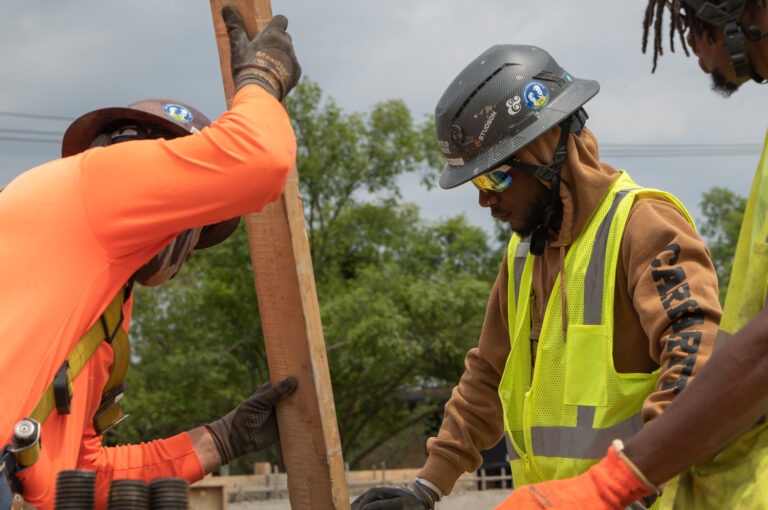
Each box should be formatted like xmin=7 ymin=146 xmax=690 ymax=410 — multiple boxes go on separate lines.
xmin=222 ymin=6 xmax=301 ymax=100
xmin=351 ymin=480 xmax=440 ymax=510
xmin=205 ymin=377 xmax=298 ymax=464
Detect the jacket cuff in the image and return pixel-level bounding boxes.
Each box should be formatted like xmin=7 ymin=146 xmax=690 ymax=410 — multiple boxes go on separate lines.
xmin=417 ymin=454 xmax=467 ymax=496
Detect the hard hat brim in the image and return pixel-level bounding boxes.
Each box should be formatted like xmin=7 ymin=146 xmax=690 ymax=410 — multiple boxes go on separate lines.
xmin=61 ymin=106 xmax=194 ymax=158
xmin=194 ymin=217 xmax=241 ymax=250
xmin=438 ymin=77 xmax=599 ymax=190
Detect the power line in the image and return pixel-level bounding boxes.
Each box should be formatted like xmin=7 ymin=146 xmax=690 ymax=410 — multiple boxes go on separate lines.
xmin=0 ymin=136 xmax=59 ymax=144
xmin=0 ymin=111 xmax=74 ymax=121
xmin=0 ymin=128 xmax=64 ymax=136
xmin=0 ymin=123 xmax=762 ymax=158
xmin=601 ymin=143 xmax=762 ymax=158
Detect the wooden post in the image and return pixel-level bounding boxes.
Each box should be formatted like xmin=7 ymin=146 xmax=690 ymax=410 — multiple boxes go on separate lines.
xmin=208 ymin=2 xmax=350 ymax=508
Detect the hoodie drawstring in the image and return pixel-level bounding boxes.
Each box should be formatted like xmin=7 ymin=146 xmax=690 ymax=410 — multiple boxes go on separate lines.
xmin=560 ymin=245 xmax=567 ymax=343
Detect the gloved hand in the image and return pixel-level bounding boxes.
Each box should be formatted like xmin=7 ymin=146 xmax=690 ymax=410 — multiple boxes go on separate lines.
xmin=222 ymin=5 xmax=301 ymax=100
xmin=351 ymin=480 xmax=440 ymax=510
xmin=205 ymin=377 xmax=298 ymax=464
xmin=493 ymin=446 xmax=653 ymax=510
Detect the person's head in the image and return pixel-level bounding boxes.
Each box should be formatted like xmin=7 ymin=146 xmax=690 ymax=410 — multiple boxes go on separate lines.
xmin=642 ymin=0 xmax=768 ymax=96
xmin=434 ymin=44 xmax=598 ymax=253
xmin=62 ymin=99 xmax=241 ymax=286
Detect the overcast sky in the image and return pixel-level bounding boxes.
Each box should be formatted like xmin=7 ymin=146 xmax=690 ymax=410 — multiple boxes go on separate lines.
xmin=1 ymin=0 xmax=765 ymax=231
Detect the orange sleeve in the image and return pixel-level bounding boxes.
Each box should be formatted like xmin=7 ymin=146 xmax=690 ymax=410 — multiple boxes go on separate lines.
xmin=77 ymin=84 xmax=296 ymax=260
xmin=76 ymin=431 xmax=203 ymax=510
xmin=418 ymin=257 xmax=511 ymax=494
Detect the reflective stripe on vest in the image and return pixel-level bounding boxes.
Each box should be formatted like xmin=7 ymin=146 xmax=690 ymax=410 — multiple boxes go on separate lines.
xmin=505 ymin=407 xmax=642 ymax=461
xmin=584 ymin=188 xmax=635 ymax=325
xmin=499 ymin=171 xmax=694 ymax=490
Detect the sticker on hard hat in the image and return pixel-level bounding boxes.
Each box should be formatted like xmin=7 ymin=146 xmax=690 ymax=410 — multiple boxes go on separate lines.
xmin=163 ymin=103 xmax=194 ymax=124
xmin=522 ymin=81 xmax=549 ymax=111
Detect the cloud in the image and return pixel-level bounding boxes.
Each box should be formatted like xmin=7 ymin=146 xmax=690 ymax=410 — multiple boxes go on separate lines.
xmin=1 ymin=0 xmax=764 ymax=229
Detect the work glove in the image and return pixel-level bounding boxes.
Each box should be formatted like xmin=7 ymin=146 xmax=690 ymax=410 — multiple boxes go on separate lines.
xmin=222 ymin=5 xmax=301 ymax=101
xmin=351 ymin=480 xmax=440 ymax=510
xmin=493 ymin=445 xmax=654 ymax=510
xmin=205 ymin=377 xmax=298 ymax=464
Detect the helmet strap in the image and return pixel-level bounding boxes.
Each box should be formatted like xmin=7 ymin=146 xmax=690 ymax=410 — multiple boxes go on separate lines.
xmin=722 ymin=19 xmax=753 ymax=79
xmin=509 ymin=112 xmax=585 ymax=256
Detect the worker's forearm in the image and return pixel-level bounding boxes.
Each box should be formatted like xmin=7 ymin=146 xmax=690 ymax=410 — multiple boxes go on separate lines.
xmin=188 ymin=426 xmax=223 ymax=474
xmin=623 ymin=304 xmax=768 ymax=484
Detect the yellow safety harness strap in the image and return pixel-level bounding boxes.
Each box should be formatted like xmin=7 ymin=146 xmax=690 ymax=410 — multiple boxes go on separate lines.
xmin=92 ymin=324 xmax=130 ymax=434
xmin=28 ymin=289 xmax=127 ymax=427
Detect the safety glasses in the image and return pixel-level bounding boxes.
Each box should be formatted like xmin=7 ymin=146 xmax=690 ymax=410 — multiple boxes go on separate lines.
xmin=471 ymin=164 xmax=513 ymax=193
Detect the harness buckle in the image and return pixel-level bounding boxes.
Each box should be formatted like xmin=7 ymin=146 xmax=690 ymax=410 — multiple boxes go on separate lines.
xmin=93 ymin=385 xmax=129 ymax=435
xmin=7 ymin=419 xmax=41 ymax=471
xmin=52 ymin=362 xmax=72 ymax=415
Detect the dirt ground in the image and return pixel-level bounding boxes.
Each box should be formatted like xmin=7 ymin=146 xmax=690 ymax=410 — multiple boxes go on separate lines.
xmin=228 ymin=489 xmax=513 ymax=509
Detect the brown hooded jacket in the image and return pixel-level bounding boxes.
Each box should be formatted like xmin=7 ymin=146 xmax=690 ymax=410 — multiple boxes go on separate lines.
xmin=418 ymin=125 xmax=722 ymax=494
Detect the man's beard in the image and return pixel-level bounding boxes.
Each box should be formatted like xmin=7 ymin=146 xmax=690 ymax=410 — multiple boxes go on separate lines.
xmin=711 ymin=69 xmax=740 ymax=98
xmin=510 ymin=189 xmax=552 ymax=238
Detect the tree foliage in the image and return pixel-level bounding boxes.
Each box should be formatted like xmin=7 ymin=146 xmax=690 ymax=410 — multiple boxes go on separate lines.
xmin=698 ymin=187 xmax=746 ymax=304
xmin=114 ymin=78 xmax=502 ymax=471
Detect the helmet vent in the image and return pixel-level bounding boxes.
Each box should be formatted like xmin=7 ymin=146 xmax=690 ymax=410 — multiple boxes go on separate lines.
xmin=454 ymin=63 xmax=517 ymax=121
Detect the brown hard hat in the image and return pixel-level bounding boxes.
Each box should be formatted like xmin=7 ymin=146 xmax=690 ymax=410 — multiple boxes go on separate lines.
xmin=61 ymin=98 xmax=239 ymax=251
xmin=61 ymin=98 xmax=212 ymax=158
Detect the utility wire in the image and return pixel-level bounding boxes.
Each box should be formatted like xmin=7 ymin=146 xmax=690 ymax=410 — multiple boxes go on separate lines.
xmin=0 ymin=111 xmax=74 ymax=121
xmin=0 ymin=117 xmax=763 ymax=158
xmin=0 ymin=136 xmax=59 ymax=144
xmin=601 ymin=143 xmax=762 ymax=158
xmin=0 ymin=128 xmax=64 ymax=136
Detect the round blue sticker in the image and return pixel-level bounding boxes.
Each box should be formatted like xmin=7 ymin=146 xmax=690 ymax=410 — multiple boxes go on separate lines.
xmin=162 ymin=103 xmax=194 ymax=124
xmin=522 ymin=81 xmax=550 ymax=111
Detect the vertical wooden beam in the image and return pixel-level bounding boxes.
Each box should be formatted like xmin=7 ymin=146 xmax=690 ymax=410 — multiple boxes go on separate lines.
xmin=209 ymin=3 xmax=350 ymax=509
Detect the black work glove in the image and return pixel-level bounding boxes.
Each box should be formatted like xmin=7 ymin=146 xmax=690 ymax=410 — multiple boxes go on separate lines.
xmin=205 ymin=377 xmax=298 ymax=464
xmin=222 ymin=6 xmax=301 ymax=100
xmin=351 ymin=481 xmax=440 ymax=510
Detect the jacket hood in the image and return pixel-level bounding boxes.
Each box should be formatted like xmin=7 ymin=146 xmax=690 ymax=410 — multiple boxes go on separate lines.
xmin=513 ymin=124 xmax=619 ymax=246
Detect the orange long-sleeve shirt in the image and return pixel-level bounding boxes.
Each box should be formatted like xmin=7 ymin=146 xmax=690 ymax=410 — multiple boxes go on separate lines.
xmin=0 ymin=85 xmax=296 ymax=509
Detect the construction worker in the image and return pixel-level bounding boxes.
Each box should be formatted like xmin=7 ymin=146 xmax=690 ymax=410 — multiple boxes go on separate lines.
xmin=491 ymin=1 xmax=768 ymax=509
xmin=0 ymin=7 xmax=300 ymax=510
xmin=352 ymin=44 xmax=721 ymax=510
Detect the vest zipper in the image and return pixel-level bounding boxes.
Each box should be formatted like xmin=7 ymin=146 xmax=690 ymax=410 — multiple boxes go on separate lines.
xmin=521 ymin=389 xmax=533 ymax=476
xmin=524 ymin=386 xmax=546 ymax=482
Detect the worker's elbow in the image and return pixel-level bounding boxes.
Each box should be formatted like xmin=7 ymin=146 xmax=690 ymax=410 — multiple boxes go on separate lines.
xmin=272 ymin=141 xmax=297 ymax=181
xmin=261 ymin=141 xmax=295 ymax=195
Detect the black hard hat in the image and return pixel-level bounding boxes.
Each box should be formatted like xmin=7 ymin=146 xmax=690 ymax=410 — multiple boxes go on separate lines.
xmin=61 ymin=99 xmax=240 ymax=250
xmin=435 ymin=45 xmax=599 ymax=189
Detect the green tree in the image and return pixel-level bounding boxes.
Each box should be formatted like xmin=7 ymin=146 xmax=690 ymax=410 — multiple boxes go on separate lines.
xmin=699 ymin=187 xmax=746 ymax=304
xmin=114 ymin=78 xmax=502 ymax=471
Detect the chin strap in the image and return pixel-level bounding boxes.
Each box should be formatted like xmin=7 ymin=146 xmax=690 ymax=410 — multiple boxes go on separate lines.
xmin=508 ymin=109 xmax=587 ymax=256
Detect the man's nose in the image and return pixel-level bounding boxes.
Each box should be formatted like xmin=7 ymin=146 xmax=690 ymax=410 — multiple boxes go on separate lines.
xmin=478 ymin=189 xmax=499 ymax=207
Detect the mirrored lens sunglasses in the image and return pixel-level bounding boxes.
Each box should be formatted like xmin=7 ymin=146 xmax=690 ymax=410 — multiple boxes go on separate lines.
xmin=471 ymin=164 xmax=513 ymax=193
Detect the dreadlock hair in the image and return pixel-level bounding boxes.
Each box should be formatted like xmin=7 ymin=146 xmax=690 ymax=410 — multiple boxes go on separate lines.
xmin=642 ymin=0 xmax=767 ymax=72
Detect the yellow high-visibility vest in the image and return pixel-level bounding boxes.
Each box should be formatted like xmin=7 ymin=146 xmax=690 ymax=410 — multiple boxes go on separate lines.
xmin=659 ymin=130 xmax=768 ymax=510
xmin=498 ymin=171 xmax=693 ymax=492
